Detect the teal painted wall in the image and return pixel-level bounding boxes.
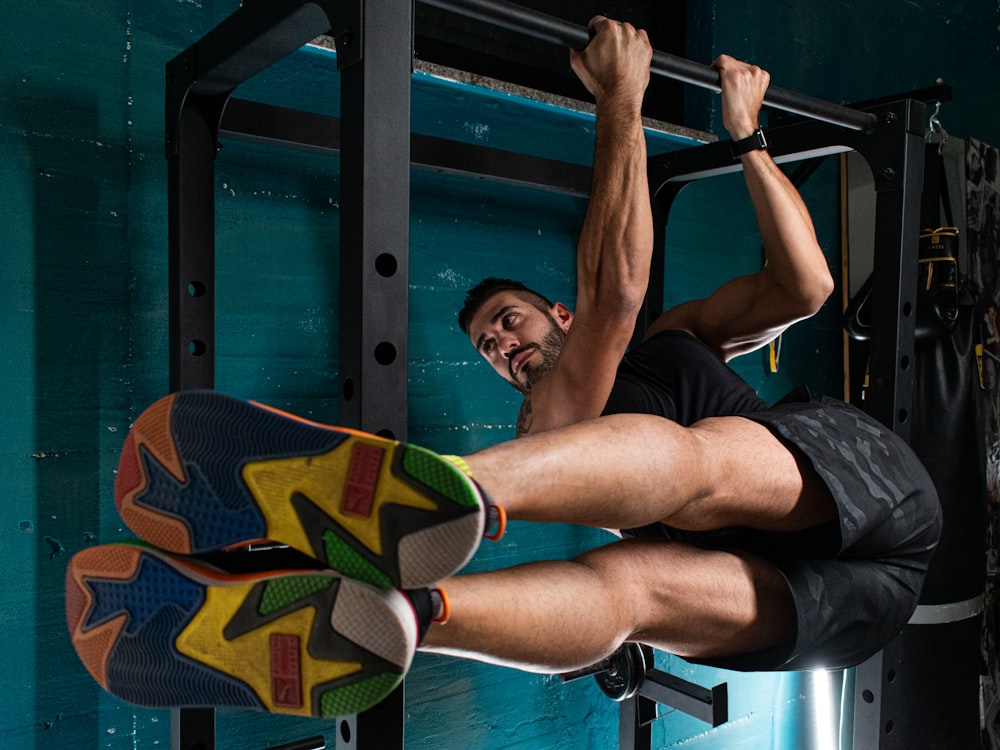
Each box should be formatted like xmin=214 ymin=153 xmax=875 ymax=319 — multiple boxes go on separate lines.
xmin=1 ymin=1 xmax=997 ymax=749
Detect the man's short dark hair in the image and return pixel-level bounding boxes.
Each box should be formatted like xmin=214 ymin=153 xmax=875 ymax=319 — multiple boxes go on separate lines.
xmin=458 ymin=278 xmax=555 ymax=335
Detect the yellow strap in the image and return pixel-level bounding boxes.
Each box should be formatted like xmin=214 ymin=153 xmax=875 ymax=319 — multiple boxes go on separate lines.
xmin=920 ymin=226 xmax=959 ymax=239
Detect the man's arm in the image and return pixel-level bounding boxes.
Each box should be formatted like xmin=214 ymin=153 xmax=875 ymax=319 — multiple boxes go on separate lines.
xmin=517 ymin=17 xmax=654 ymax=436
xmin=645 ymin=55 xmax=834 ymax=361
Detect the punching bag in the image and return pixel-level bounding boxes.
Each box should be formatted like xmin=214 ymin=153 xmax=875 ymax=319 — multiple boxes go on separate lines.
xmin=846 ymin=143 xmax=987 ymax=749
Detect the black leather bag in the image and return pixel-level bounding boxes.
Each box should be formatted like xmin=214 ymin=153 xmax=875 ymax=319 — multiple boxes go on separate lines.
xmin=844 ymin=141 xmax=987 ymax=595
xmin=845 ymin=146 xmax=961 ymax=342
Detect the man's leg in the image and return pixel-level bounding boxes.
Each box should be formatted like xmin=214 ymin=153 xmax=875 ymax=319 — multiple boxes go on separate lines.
xmin=420 ymin=537 xmax=796 ymax=672
xmin=465 ymin=412 xmax=837 ymax=533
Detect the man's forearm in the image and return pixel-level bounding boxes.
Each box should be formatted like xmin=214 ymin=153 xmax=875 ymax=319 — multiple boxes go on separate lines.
xmin=575 ymin=96 xmax=653 ymax=320
xmin=741 ymin=150 xmax=832 ymax=312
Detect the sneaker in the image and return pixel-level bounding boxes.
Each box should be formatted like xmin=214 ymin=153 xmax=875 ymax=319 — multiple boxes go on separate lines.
xmin=65 ymin=543 xmax=415 ymax=717
xmin=115 ymin=391 xmax=485 ymax=589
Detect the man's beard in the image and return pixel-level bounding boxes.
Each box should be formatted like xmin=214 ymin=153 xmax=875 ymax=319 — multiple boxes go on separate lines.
xmin=508 ymin=322 xmax=566 ymax=396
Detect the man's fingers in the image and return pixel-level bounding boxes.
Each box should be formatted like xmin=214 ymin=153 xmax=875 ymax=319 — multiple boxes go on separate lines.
xmin=711 ymin=53 xmax=736 ymax=71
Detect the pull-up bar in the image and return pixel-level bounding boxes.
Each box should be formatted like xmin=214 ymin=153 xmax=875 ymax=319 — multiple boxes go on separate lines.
xmin=419 ymin=0 xmax=878 ymax=133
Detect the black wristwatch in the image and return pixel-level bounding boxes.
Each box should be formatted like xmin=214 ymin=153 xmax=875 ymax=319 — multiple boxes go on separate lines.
xmin=730 ymin=128 xmax=768 ymax=160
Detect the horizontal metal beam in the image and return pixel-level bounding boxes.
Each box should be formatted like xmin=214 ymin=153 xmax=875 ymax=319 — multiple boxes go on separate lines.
xmin=640 ymin=669 xmax=728 ymax=727
xmin=418 ymin=0 xmax=877 ymax=132
xmin=220 ymin=97 xmax=593 ymax=195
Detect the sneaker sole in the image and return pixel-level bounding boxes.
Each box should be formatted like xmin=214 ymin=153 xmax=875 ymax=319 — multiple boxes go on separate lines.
xmin=65 ymin=544 xmax=416 ymax=717
xmin=115 ymin=391 xmax=484 ymax=588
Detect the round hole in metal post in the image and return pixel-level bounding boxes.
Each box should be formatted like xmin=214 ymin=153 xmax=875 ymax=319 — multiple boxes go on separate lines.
xmin=374 ymin=342 xmax=396 ymax=366
xmin=375 ymin=253 xmax=398 ymax=277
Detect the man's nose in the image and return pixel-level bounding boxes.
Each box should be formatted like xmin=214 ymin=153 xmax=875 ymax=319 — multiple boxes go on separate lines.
xmin=499 ymin=336 xmax=519 ymax=358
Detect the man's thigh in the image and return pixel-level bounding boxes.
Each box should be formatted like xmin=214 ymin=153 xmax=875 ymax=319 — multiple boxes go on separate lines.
xmin=574 ymin=537 xmax=797 ymax=661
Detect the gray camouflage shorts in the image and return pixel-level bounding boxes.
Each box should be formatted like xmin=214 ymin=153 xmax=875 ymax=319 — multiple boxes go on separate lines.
xmin=628 ymin=397 xmax=943 ymax=671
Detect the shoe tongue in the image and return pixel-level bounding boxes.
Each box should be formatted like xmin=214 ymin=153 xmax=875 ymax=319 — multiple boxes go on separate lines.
xmin=402 ymin=588 xmax=433 ymax=644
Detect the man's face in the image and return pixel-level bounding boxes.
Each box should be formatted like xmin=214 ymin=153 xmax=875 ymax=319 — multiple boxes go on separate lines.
xmin=467 ymin=291 xmax=572 ymax=395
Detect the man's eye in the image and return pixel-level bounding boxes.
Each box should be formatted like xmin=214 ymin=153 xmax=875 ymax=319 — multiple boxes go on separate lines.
xmin=482 ymin=342 xmax=494 ymax=354
xmin=502 ymin=314 xmax=515 ymax=328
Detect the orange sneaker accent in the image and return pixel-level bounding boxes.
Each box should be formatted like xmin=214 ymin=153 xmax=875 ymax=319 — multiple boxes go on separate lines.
xmin=65 ymin=544 xmax=144 ymax=689
xmin=115 ymin=393 xmax=193 ymax=554
xmin=430 ymin=587 xmax=451 ymax=625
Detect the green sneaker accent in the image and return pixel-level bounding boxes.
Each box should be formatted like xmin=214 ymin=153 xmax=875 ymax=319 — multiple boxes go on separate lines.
xmin=324 ymin=532 xmax=393 ymax=588
xmin=441 ymin=454 xmax=472 ymax=476
xmin=403 ymin=445 xmax=480 ymax=509
xmin=320 ymin=672 xmax=403 ymax=717
xmin=258 ymin=575 xmax=334 ymax=615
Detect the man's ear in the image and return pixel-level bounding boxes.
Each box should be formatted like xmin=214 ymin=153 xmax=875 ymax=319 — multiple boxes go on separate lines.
xmin=551 ymin=302 xmax=574 ymax=332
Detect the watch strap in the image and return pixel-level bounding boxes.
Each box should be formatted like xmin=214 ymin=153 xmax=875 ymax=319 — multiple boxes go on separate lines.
xmin=731 ymin=128 xmax=768 ymax=160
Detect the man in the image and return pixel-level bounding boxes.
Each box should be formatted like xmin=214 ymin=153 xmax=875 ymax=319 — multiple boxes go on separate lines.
xmin=67 ymin=18 xmax=940 ymax=719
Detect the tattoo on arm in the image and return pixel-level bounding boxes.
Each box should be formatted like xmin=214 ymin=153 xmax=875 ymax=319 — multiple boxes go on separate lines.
xmin=516 ymin=397 xmax=533 ymax=437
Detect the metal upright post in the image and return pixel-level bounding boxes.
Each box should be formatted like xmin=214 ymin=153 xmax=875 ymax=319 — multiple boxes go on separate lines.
xmin=852 ymin=102 xmax=926 ymax=440
xmin=166 ymin=29 xmax=229 ymax=750
xmin=848 ymin=100 xmax=926 ymax=750
xmin=337 ymin=0 xmax=413 ymax=438
xmin=618 ymin=697 xmax=654 ymax=750
xmin=337 ymin=0 xmax=413 ymax=748
xmin=166 ymin=58 xmax=226 ymax=396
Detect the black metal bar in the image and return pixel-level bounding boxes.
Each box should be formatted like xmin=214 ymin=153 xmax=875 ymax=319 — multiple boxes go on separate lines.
xmin=559 ymin=653 xmax=620 ymax=683
xmin=853 ymin=101 xmax=925 ymax=439
xmin=337 ymin=0 xmax=412 ymax=440
xmin=618 ymin=698 xmax=652 ymax=750
xmin=418 ymin=0 xmax=876 ymax=132
xmin=170 ymin=0 xmax=345 ymax=101
xmin=167 ymin=89 xmax=226 ymax=393
xmin=639 ymin=670 xmax=728 ymax=727
xmin=845 ymin=101 xmax=925 ymax=749
xmin=263 ymin=736 xmax=326 ymax=750
xmin=852 ymin=648 xmax=886 ymax=748
xmin=336 ymin=3 xmax=413 ymax=749
xmin=220 ymin=97 xmax=593 ymax=196
xmin=170 ymin=707 xmax=215 ymax=750
xmin=220 ymin=98 xmax=343 ymax=156
xmin=845 ymin=83 xmax=952 ymax=112
xmin=648 ymin=124 xmax=852 ymax=194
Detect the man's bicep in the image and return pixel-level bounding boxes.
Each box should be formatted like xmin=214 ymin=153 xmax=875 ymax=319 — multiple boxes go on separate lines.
xmin=643 ymin=278 xmax=777 ymax=357
xmin=691 ymin=272 xmax=809 ymax=359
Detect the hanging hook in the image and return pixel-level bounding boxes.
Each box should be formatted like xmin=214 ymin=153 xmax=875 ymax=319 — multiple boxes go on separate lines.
xmin=926 ymin=101 xmax=948 ymax=154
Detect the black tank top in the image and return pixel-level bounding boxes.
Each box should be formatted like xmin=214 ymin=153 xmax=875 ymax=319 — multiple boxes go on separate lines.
xmin=601 ymin=330 xmax=769 ymax=425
